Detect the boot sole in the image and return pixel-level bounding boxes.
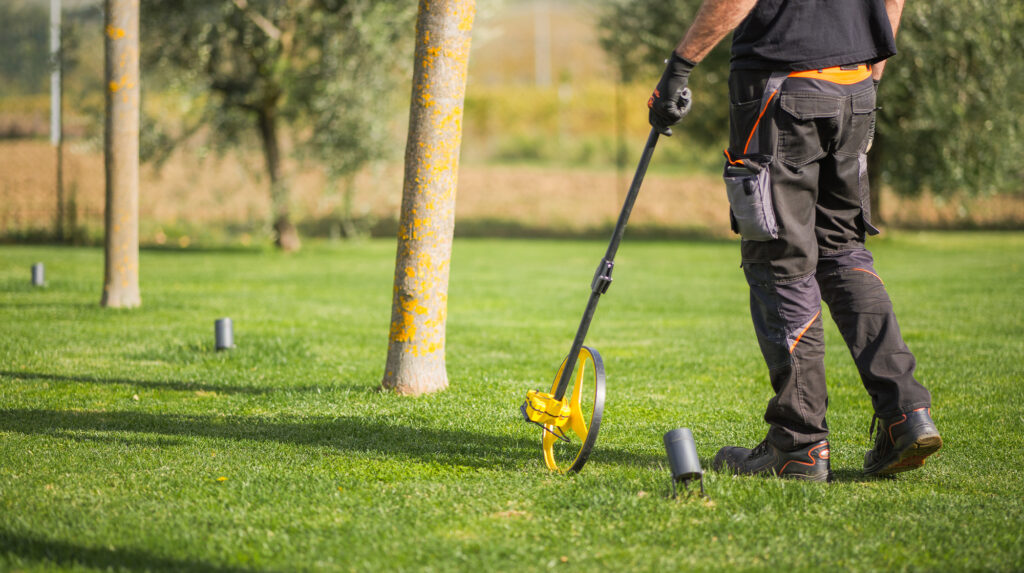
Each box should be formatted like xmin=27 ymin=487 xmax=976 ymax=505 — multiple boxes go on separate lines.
xmin=779 ymin=470 xmax=830 ymax=483
xmin=873 ymin=434 xmax=943 ymax=476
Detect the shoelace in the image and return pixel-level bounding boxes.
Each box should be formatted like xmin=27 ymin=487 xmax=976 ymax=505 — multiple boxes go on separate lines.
xmin=750 ymin=439 xmax=771 ymax=458
xmin=869 ymin=413 xmax=880 ymax=440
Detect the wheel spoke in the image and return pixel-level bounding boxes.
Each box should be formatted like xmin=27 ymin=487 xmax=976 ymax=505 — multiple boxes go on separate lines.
xmin=569 ymin=409 xmax=589 ymax=442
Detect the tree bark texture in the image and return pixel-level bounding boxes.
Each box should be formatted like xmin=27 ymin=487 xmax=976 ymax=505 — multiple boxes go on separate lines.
xmin=101 ymin=0 xmax=140 ymax=308
xmin=382 ymin=0 xmax=475 ymax=396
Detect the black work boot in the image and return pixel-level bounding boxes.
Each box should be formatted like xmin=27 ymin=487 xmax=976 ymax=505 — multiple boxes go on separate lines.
xmin=713 ymin=439 xmax=831 ymax=482
xmin=863 ymin=407 xmax=942 ymax=476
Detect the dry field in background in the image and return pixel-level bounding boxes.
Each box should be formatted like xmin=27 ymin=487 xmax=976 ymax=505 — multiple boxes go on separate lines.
xmin=4 ymin=140 xmax=1022 ymax=244
xmin=0 ymin=140 xmax=729 ymax=241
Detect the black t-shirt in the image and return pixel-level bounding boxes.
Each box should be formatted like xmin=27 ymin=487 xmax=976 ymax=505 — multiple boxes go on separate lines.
xmin=730 ymin=0 xmax=897 ymax=71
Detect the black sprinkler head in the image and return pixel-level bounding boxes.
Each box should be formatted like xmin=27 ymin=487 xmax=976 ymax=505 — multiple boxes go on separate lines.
xmin=664 ymin=427 xmax=705 ymax=498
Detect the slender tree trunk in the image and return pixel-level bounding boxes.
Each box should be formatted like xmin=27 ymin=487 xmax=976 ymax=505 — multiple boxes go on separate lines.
xmin=382 ymin=0 xmax=475 ymax=395
xmin=101 ymin=0 xmax=140 ymax=308
xmin=339 ymin=174 xmax=360 ymax=239
xmin=257 ymin=105 xmax=300 ymax=252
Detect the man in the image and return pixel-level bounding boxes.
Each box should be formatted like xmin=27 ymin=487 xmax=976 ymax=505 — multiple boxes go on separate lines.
xmin=649 ymin=0 xmax=941 ymax=481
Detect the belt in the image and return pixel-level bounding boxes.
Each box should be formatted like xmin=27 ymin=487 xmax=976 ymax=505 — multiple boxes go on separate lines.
xmin=729 ymin=64 xmax=872 ymax=158
xmin=788 ymin=64 xmax=872 ymax=85
xmin=734 ymin=64 xmax=871 ymax=157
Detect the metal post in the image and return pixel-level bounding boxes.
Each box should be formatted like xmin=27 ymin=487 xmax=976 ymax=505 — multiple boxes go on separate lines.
xmin=215 ymin=318 xmax=234 ymax=350
xmin=32 ymin=263 xmax=46 ymax=287
xmin=50 ymin=0 xmax=64 ymax=240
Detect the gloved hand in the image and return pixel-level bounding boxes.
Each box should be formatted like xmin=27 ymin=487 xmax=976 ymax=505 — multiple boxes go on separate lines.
xmin=866 ymin=79 xmax=880 ymax=153
xmin=648 ymin=52 xmax=696 ymax=136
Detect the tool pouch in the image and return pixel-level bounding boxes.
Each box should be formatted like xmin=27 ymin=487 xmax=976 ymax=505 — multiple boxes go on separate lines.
xmin=723 ymin=154 xmax=777 ymax=241
xmin=722 ymin=71 xmax=788 ymax=242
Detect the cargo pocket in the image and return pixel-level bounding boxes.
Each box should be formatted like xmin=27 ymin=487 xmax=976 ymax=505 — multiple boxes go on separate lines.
xmin=777 ymin=92 xmax=839 ymax=169
xmin=839 ymin=87 xmax=876 ymax=157
xmin=849 ymin=88 xmax=880 ymax=236
xmin=728 ymin=98 xmax=763 ymax=152
xmin=723 ymin=153 xmax=778 ymax=241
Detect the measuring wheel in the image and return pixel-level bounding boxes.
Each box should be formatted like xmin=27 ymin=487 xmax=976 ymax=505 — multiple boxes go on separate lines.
xmin=541 ymin=346 xmax=606 ymax=474
xmin=520 ymin=128 xmax=666 ymax=474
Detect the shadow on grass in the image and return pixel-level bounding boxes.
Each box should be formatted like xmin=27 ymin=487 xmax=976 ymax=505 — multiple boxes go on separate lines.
xmin=0 ymin=370 xmax=328 ymax=396
xmin=139 ymin=244 xmax=267 ymax=255
xmin=0 ymin=407 xmax=658 ymax=470
xmin=696 ymin=457 xmax=885 ymax=484
xmin=49 ymin=430 xmax=187 ymax=447
xmin=0 ymin=529 xmax=255 ymax=573
xmin=829 ymin=468 xmax=893 ymax=483
xmin=298 ymin=215 xmax=735 ymax=242
xmin=0 ymin=288 xmax=100 ymax=310
xmin=452 ymin=218 xmax=733 ymax=242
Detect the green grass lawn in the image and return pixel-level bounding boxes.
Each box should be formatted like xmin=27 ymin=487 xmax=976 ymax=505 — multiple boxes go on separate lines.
xmin=1 ymin=233 xmax=1022 ymax=572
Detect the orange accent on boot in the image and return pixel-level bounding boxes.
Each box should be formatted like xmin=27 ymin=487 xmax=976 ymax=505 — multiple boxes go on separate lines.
xmin=887 ymin=413 xmax=908 ymax=443
xmin=779 ymin=442 xmax=829 ymax=474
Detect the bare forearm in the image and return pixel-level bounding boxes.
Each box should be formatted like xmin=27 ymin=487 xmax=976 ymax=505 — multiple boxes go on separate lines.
xmin=873 ymin=0 xmax=906 ymax=80
xmin=674 ymin=0 xmax=759 ymax=63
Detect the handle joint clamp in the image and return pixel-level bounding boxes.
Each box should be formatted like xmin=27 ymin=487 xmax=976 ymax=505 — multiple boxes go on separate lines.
xmin=591 ymin=258 xmax=614 ymax=294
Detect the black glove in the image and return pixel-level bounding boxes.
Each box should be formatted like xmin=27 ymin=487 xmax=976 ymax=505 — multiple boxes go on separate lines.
xmin=648 ymin=52 xmax=696 ymax=136
xmin=866 ymin=79 xmax=880 ymax=153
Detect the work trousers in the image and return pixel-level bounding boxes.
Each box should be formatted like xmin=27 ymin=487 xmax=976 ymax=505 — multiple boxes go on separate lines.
xmin=727 ymin=68 xmax=932 ymax=450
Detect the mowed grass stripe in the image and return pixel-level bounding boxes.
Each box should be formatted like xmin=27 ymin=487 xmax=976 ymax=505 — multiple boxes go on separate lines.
xmin=1 ymin=233 xmax=1022 ymax=571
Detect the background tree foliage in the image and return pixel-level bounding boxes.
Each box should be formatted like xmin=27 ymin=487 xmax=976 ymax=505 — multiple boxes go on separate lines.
xmin=597 ymin=0 xmax=1024 ymax=198
xmin=141 ymin=0 xmax=415 ymax=248
xmin=878 ymin=0 xmax=1024 ymax=197
xmin=598 ymin=0 xmax=729 ymax=148
xmin=0 ymin=1 xmax=50 ymax=97
xmin=299 ymin=1 xmax=414 ymax=237
xmin=0 ymin=1 xmax=102 ymax=102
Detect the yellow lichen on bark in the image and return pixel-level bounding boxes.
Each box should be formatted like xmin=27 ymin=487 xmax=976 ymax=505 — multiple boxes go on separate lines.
xmin=381 ymin=0 xmax=475 ymax=395
xmin=100 ymin=0 xmax=141 ymax=309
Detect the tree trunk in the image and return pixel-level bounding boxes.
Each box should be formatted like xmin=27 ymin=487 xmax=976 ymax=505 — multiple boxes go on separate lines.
xmin=381 ymin=0 xmax=475 ymax=396
xmin=100 ymin=0 xmax=140 ymax=308
xmin=257 ymin=105 xmax=301 ymax=252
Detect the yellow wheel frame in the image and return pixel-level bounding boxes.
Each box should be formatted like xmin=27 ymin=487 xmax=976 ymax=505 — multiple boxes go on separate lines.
xmin=542 ymin=346 xmax=606 ymax=473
